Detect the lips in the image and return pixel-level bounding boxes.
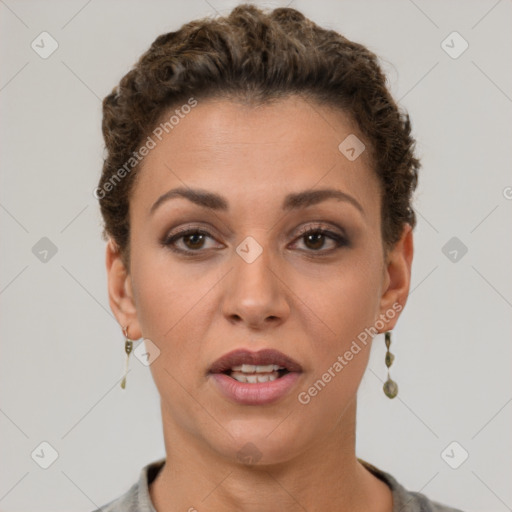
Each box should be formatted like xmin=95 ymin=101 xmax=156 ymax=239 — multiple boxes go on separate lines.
xmin=209 ymin=348 xmax=303 ymax=375
xmin=208 ymin=348 xmax=303 ymax=405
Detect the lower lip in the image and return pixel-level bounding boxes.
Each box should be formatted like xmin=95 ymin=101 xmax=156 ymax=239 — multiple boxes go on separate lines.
xmin=209 ymin=372 xmax=301 ymax=405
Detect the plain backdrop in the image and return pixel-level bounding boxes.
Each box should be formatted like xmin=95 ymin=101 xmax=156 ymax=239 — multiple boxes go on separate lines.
xmin=1 ymin=1 xmax=511 ymax=511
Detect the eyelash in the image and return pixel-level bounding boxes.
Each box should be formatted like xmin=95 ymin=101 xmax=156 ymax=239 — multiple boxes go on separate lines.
xmin=161 ymin=223 xmax=349 ymax=256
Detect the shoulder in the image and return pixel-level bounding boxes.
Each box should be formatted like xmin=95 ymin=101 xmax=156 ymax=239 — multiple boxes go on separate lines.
xmin=400 ymin=490 xmax=466 ymax=512
xmin=358 ymin=458 xmax=466 ymax=512
xmin=89 ymin=457 xmax=166 ymax=512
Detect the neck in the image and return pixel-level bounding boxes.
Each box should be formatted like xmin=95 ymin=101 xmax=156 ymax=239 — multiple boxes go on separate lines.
xmin=149 ymin=398 xmax=392 ymax=512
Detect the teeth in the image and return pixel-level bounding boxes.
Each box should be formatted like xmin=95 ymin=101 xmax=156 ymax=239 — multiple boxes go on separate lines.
xmin=231 ymin=364 xmax=285 ymax=373
xmin=230 ymin=371 xmax=279 ymax=383
xmin=226 ymin=363 xmax=287 ymax=383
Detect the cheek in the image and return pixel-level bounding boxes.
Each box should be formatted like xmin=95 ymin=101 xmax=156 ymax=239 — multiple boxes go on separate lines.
xmin=299 ymin=256 xmax=382 ymax=345
xmin=129 ymin=249 xmax=222 ymax=370
xmin=291 ymin=254 xmax=382 ymax=407
xmin=294 ymin=273 xmax=377 ymax=417
xmin=130 ymin=245 xmax=197 ymax=335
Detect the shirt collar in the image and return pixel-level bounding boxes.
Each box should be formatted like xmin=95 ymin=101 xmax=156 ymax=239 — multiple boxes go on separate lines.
xmin=133 ymin=456 xmax=432 ymax=512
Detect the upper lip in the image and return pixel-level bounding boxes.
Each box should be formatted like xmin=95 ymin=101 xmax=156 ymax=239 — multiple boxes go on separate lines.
xmin=209 ymin=348 xmax=303 ymax=374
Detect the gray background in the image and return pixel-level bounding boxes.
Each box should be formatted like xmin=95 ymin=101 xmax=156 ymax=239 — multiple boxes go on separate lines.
xmin=1 ymin=0 xmax=511 ymax=510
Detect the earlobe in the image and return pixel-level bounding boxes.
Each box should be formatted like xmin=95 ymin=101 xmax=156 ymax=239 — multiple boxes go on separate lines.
xmin=105 ymin=239 xmax=142 ymax=339
xmin=378 ymin=224 xmax=414 ymax=331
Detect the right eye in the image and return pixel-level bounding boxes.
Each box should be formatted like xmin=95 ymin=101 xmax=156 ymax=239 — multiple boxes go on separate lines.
xmin=162 ymin=227 xmax=222 ymax=254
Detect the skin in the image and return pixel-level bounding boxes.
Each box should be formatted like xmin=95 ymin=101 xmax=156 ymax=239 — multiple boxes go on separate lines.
xmin=106 ymin=95 xmax=413 ymax=512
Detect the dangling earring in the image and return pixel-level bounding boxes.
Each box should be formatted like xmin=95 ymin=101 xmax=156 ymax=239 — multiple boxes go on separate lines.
xmin=120 ymin=326 xmax=134 ymax=390
xmin=383 ymin=331 xmax=398 ymax=399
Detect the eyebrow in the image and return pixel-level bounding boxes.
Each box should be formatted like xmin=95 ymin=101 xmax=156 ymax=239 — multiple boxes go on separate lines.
xmin=150 ymin=186 xmax=364 ymax=216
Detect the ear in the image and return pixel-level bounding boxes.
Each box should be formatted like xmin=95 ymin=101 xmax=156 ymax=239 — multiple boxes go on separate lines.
xmin=377 ymin=223 xmax=414 ymax=332
xmin=106 ymin=239 xmax=142 ymax=339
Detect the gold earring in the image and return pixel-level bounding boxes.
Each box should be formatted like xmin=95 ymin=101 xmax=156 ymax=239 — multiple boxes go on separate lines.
xmin=120 ymin=326 xmax=134 ymax=390
xmin=383 ymin=331 xmax=398 ymax=399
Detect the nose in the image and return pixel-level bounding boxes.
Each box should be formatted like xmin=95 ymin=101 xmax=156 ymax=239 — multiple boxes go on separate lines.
xmin=221 ymin=241 xmax=290 ymax=330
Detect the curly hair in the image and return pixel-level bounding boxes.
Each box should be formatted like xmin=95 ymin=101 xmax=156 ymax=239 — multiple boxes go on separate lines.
xmin=97 ymin=3 xmax=420 ymax=267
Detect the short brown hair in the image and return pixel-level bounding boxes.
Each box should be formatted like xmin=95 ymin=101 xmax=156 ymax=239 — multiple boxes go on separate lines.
xmin=98 ymin=3 xmax=420 ymax=266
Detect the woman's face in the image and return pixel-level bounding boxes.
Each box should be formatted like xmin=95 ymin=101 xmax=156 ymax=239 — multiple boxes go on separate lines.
xmin=107 ymin=95 xmax=412 ymax=464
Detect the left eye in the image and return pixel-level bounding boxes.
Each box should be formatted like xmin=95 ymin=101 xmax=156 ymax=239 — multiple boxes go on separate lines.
xmin=291 ymin=227 xmax=347 ymax=252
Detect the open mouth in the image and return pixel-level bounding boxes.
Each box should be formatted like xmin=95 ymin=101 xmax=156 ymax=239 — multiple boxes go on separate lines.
xmin=209 ymin=349 xmax=302 ymax=405
xmin=222 ymin=364 xmax=291 ymax=383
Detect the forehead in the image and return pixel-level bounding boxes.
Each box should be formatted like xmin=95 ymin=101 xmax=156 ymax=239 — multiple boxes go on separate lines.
xmin=131 ymin=96 xmax=380 ymax=219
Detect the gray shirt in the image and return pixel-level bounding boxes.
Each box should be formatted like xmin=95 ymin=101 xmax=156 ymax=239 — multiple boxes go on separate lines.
xmin=92 ymin=457 xmax=465 ymax=512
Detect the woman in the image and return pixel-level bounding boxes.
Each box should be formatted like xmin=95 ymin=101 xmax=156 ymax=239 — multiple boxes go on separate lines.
xmin=93 ymin=4 xmax=464 ymax=511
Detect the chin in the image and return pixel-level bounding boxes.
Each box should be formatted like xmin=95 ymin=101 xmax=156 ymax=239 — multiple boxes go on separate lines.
xmin=208 ymin=416 xmax=310 ymax=467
